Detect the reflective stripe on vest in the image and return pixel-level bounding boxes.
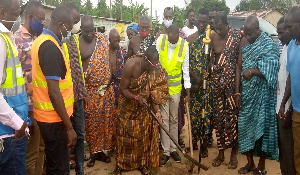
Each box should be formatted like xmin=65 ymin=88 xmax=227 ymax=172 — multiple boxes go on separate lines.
xmin=0 ymin=33 xmax=29 ymax=136
xmin=63 ymin=34 xmax=85 ymax=82
xmin=159 ymin=34 xmax=188 ymax=95
xmin=0 ymin=33 xmax=26 ymax=96
xmin=31 ymin=34 xmax=74 ymax=122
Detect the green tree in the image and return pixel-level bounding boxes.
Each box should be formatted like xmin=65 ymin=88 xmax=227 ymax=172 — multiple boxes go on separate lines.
xmin=94 ymin=0 xmax=110 ymax=18
xmin=186 ymin=0 xmax=230 ymax=14
xmin=235 ymin=0 xmax=300 ymax=13
xmin=81 ymin=0 xmax=93 ymax=15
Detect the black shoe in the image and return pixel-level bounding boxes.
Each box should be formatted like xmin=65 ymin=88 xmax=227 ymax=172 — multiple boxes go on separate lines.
xmin=159 ymin=154 xmax=170 ymax=167
xmin=170 ymin=151 xmax=181 ymax=163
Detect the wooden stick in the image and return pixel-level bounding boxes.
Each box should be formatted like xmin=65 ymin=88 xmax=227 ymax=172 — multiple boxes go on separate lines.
xmin=185 ymin=102 xmax=194 ymax=157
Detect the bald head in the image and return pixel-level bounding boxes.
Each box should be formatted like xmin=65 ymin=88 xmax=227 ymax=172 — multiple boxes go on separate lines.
xmin=245 ymin=15 xmax=259 ymax=29
xmin=109 ymin=28 xmax=120 ymax=38
xmin=109 ymin=28 xmax=120 ymax=49
xmin=244 ymin=15 xmax=261 ymax=44
xmin=81 ymin=15 xmax=93 ymax=27
xmin=81 ymin=15 xmax=94 ymax=43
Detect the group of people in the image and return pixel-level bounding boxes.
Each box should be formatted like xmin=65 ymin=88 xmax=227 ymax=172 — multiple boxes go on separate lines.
xmin=0 ymin=0 xmax=300 ymax=175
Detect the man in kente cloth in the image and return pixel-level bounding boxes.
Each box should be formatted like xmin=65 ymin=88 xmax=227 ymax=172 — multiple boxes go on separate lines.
xmin=210 ymin=12 xmax=242 ymax=169
xmin=235 ymin=16 xmax=279 ymax=174
xmin=126 ymin=16 xmax=154 ymax=59
xmin=186 ymin=8 xmax=213 ymax=158
xmin=108 ymin=29 xmax=127 ymax=107
xmin=113 ymin=46 xmax=169 ymax=175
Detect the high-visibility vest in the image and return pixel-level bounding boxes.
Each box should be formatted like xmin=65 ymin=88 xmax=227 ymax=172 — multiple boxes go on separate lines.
xmin=62 ymin=34 xmax=85 ymax=82
xmin=158 ymin=34 xmax=188 ymax=95
xmin=0 ymin=33 xmax=29 ymax=135
xmin=31 ymin=34 xmax=74 ymax=123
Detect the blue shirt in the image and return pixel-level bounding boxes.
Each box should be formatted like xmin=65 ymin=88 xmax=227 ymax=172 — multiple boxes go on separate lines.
xmin=287 ymin=39 xmax=300 ymax=112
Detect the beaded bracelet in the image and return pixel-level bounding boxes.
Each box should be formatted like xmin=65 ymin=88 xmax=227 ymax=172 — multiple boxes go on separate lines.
xmin=135 ymin=94 xmax=140 ymax=101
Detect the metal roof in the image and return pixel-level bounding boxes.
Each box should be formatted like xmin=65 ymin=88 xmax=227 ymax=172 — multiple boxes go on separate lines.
xmin=229 ymin=9 xmax=281 ymax=18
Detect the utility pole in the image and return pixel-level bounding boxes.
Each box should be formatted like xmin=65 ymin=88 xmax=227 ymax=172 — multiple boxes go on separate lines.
xmin=120 ymin=0 xmax=123 ymax=20
xmin=151 ymin=0 xmax=153 ymax=26
xmin=110 ymin=0 xmax=112 ymax=18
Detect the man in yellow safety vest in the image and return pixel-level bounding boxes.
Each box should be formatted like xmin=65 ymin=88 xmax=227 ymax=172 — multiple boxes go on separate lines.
xmin=156 ymin=24 xmax=191 ymax=166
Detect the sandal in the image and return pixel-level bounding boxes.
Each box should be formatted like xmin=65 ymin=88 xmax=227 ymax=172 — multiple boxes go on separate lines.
xmin=139 ymin=165 xmax=150 ymax=175
xmin=113 ymin=165 xmax=122 ymax=175
xmin=238 ymin=165 xmax=256 ymax=174
xmin=70 ymin=160 xmax=76 ymax=169
xmin=228 ymin=159 xmax=238 ymax=169
xmin=200 ymin=146 xmax=208 ymax=158
xmin=96 ymin=152 xmax=111 ymax=163
xmin=87 ymin=154 xmax=95 ymax=167
xmin=212 ymin=157 xmax=224 ymax=167
xmin=253 ymin=169 xmax=267 ymax=175
xmin=84 ymin=154 xmax=89 ymax=161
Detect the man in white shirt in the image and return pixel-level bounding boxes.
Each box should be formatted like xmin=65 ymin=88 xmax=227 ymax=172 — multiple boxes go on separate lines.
xmin=0 ymin=0 xmax=31 ymax=173
xmin=182 ymin=9 xmax=198 ymax=37
xmin=276 ymin=16 xmax=296 ymax=175
xmin=156 ymin=24 xmax=191 ymax=166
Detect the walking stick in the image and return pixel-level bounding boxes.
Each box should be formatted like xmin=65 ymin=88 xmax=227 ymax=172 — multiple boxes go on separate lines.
xmin=144 ymin=102 xmax=208 ymax=171
xmin=185 ymin=101 xmax=193 ymax=157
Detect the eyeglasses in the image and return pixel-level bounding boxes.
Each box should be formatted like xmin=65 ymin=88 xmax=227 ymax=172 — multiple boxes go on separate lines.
xmin=27 ymin=13 xmax=45 ymax=25
xmin=144 ymin=56 xmax=160 ymax=67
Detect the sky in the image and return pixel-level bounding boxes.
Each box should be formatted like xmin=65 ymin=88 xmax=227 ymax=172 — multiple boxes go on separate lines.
xmin=91 ymin=0 xmax=241 ymax=19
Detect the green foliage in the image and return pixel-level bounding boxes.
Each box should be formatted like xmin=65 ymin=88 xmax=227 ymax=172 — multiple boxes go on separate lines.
xmin=186 ymin=0 xmax=230 ymax=14
xmin=235 ymin=0 xmax=300 ymax=14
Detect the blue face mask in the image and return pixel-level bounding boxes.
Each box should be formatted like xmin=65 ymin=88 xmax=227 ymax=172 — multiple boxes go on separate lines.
xmin=29 ymin=16 xmax=43 ymax=35
xmin=66 ymin=31 xmax=72 ymax=40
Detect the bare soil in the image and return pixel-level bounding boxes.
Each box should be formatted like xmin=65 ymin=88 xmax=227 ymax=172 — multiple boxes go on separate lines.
xmin=71 ymin=115 xmax=281 ymax=175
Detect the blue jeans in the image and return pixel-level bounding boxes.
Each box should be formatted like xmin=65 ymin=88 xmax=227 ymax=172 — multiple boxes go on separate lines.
xmin=0 ymin=135 xmax=27 ymax=175
xmin=71 ymin=100 xmax=85 ymax=175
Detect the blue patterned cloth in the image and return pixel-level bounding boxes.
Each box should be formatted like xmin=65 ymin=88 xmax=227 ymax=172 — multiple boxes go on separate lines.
xmin=238 ymin=31 xmax=279 ymax=161
xmin=189 ymin=31 xmax=213 ymax=142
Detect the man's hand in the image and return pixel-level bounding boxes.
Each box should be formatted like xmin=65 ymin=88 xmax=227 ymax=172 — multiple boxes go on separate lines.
xmin=203 ymin=70 xmax=209 ymax=79
xmin=156 ymin=111 xmax=163 ymax=123
xmin=15 ymin=122 xmax=29 ymax=139
xmin=242 ymin=69 xmax=253 ymax=80
xmin=191 ymin=84 xmax=200 ymax=93
xmin=83 ymin=96 xmax=90 ymax=108
xmin=67 ymin=128 xmax=77 ymax=148
xmin=234 ymin=95 xmax=241 ymax=108
xmin=195 ymin=76 xmax=202 ymax=85
xmin=185 ymin=95 xmax=191 ymax=104
xmin=138 ymin=96 xmax=147 ymax=106
xmin=278 ymin=104 xmax=286 ymax=120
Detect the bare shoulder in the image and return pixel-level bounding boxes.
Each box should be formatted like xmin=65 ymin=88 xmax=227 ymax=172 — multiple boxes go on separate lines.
xmin=187 ymin=32 xmax=198 ymax=44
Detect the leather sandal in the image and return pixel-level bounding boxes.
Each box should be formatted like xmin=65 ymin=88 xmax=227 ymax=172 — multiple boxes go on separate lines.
xmin=113 ymin=166 xmax=122 ymax=175
xmin=87 ymin=154 xmax=96 ymax=167
xmin=96 ymin=152 xmax=111 ymax=163
xmin=139 ymin=165 xmax=150 ymax=175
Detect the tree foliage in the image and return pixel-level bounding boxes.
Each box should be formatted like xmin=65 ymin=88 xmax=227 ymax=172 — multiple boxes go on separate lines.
xmin=235 ymin=0 xmax=300 ymax=13
xmin=186 ymin=0 xmax=230 ymax=14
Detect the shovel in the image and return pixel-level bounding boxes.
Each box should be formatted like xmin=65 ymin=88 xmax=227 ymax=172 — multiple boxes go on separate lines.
xmin=144 ymin=102 xmax=208 ymax=171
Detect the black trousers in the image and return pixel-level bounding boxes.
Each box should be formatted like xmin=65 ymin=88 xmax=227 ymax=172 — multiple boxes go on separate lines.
xmin=38 ymin=121 xmax=69 ymax=175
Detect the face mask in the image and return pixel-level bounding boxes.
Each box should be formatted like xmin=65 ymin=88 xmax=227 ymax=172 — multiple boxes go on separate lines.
xmin=140 ymin=30 xmax=148 ymax=37
xmin=2 ymin=16 xmax=21 ymax=33
xmin=71 ymin=22 xmax=80 ymax=34
xmin=168 ymin=41 xmax=179 ymax=49
xmin=30 ymin=16 xmax=43 ymax=35
xmin=163 ymin=19 xmax=173 ymax=28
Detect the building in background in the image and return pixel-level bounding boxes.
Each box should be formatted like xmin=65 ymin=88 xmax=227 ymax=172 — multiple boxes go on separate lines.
xmin=229 ymin=8 xmax=283 ymax=27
